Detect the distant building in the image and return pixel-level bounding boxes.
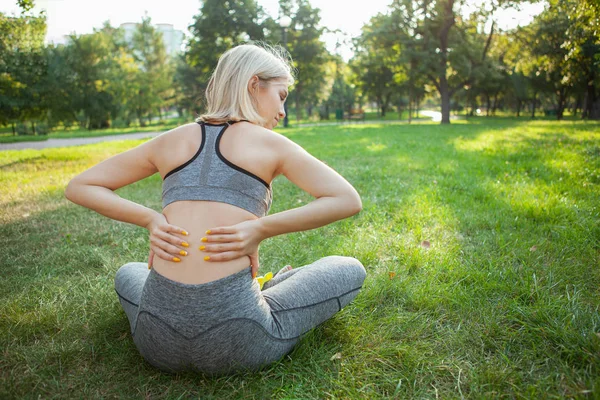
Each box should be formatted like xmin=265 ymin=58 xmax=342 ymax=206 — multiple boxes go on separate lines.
xmin=119 ymin=22 xmax=184 ymax=57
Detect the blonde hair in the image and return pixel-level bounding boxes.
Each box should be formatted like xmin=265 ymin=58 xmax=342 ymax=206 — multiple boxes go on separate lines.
xmin=198 ymin=43 xmax=295 ymax=126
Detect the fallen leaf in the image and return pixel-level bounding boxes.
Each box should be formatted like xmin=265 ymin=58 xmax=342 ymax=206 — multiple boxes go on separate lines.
xmin=388 ymin=271 xmax=396 ymax=279
xmin=330 ymin=352 xmax=342 ymax=361
xmin=530 ymin=246 xmax=537 ymax=252
xmin=421 ymin=240 xmax=431 ymax=249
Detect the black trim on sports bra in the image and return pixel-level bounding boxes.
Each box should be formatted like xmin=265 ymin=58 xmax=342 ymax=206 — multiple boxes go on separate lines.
xmin=215 ymin=123 xmax=271 ymax=189
xmin=202 ymin=119 xmax=249 ymax=126
xmin=163 ymin=122 xmax=206 ymax=180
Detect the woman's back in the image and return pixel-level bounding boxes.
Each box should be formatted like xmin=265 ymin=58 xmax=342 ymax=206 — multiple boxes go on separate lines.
xmin=152 ymin=120 xmax=280 ymax=284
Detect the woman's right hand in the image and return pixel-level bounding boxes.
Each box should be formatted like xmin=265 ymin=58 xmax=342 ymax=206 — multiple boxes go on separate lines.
xmin=145 ymin=212 xmax=189 ymax=267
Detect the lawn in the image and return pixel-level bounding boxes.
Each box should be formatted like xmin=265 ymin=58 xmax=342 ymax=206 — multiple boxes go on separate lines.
xmin=1 ymin=119 xmax=599 ymax=398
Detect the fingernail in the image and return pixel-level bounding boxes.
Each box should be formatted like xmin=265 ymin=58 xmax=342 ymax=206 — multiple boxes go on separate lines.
xmin=252 ymin=272 xmax=257 ymax=279
xmin=148 ymin=264 xmax=151 ymax=270
xmin=173 ymin=257 xmax=181 ymax=262
xmin=179 ymin=250 xmax=187 ymax=256
xmin=181 ymin=242 xmax=189 ymax=247
xmin=206 ymin=230 xmax=211 ymax=234
xmin=181 ymin=230 xmax=188 ymax=236
xmin=204 ymin=256 xmax=210 ymax=261
xmin=199 ymin=245 xmax=206 ymax=250
xmin=201 ymin=237 xmax=208 ymax=242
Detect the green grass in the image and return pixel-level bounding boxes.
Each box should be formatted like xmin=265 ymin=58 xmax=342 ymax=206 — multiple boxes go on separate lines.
xmin=1 ymin=118 xmax=599 ymax=398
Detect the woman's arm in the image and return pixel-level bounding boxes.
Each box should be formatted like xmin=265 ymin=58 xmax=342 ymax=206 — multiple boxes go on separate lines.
xmin=64 ymin=135 xmax=190 ymax=262
xmin=257 ymin=138 xmax=362 ymax=238
xmin=65 ymin=139 xmax=160 ymax=226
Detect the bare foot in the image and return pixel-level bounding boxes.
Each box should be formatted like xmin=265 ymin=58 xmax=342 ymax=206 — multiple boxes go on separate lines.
xmin=276 ymin=265 xmax=293 ymax=276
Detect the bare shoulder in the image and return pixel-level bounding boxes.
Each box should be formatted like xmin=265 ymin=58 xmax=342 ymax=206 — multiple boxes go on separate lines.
xmin=148 ymin=122 xmax=203 ymax=176
xmin=153 ymin=122 xmax=201 ymax=145
xmin=238 ymin=122 xmax=301 ymax=151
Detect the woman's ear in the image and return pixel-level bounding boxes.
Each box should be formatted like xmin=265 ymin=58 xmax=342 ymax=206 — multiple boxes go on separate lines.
xmin=247 ymin=75 xmax=259 ymax=94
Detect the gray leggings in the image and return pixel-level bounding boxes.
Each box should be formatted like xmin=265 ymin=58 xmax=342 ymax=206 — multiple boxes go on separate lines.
xmin=114 ymin=256 xmax=366 ymax=374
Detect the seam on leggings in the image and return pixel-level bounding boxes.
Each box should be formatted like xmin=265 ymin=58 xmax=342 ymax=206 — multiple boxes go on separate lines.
xmin=132 ymin=286 xmax=362 ymax=342
xmin=115 ymin=289 xmax=139 ymax=308
xmin=266 ymin=286 xmax=362 ymax=314
xmin=134 ymin=311 xmax=300 ymax=341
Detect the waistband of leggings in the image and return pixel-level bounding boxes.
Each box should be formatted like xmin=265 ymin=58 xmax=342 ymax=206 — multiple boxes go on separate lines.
xmin=148 ymin=266 xmax=252 ymax=291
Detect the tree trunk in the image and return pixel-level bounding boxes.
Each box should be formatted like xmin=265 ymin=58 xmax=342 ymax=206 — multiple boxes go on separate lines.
xmin=492 ymin=93 xmax=498 ymax=115
xmin=531 ymin=92 xmax=537 ymax=119
xmin=556 ymin=87 xmax=567 ymax=121
xmin=583 ymin=81 xmax=599 ymax=120
xmin=438 ymin=0 xmax=455 ymax=125
xmin=137 ymin=109 xmax=146 ymax=127
xmin=408 ymin=86 xmax=413 ymax=124
xmin=12 ymin=122 xmax=16 ymax=136
xmin=31 ymin=121 xmax=36 ymax=136
xmin=295 ymin=88 xmax=302 ymax=122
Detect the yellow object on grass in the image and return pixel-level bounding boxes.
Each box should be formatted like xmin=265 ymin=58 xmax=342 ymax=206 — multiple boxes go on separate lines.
xmin=256 ymin=272 xmax=273 ymax=290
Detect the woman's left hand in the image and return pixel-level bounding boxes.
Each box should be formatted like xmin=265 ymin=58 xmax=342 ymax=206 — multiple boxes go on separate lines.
xmin=201 ymin=220 xmax=265 ymax=278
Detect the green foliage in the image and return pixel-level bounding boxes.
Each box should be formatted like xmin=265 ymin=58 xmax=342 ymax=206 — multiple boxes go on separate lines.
xmin=350 ymin=12 xmax=402 ymax=117
xmin=278 ymin=0 xmax=330 ymax=120
xmin=183 ymin=0 xmax=272 ymax=113
xmin=0 ymin=12 xmax=47 ymax=134
xmin=128 ymin=15 xmax=174 ymax=127
xmin=16 ymin=0 xmax=35 ymax=12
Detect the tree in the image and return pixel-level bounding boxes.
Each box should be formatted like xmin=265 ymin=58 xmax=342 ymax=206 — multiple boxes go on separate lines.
xmin=351 ymin=12 xmax=403 ymax=118
xmin=185 ymin=0 xmax=271 ymax=115
xmin=278 ymin=0 xmax=329 ymax=121
xmin=128 ymin=15 xmax=173 ymax=126
xmin=0 ymin=11 xmax=47 ymax=134
xmin=16 ymin=0 xmax=35 ymax=13
xmin=562 ymin=0 xmax=600 ymax=119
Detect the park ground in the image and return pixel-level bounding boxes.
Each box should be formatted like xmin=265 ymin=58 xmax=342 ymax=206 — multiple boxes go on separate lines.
xmin=1 ymin=118 xmax=599 ymax=398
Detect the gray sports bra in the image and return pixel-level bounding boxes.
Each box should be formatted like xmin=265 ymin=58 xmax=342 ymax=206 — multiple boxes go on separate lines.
xmin=161 ymin=121 xmax=272 ymax=217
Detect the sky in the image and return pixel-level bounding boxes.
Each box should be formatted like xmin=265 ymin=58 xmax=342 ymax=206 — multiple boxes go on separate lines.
xmin=0 ymin=0 xmax=546 ymax=60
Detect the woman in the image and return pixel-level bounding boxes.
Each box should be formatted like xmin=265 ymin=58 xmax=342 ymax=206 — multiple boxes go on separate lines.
xmin=65 ymin=43 xmax=366 ymax=374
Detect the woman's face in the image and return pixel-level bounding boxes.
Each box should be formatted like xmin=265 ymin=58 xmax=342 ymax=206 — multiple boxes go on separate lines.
xmin=253 ymin=77 xmax=289 ymax=130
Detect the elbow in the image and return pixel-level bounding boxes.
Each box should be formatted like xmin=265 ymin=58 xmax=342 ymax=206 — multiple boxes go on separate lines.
xmin=64 ymin=178 xmax=80 ymax=204
xmin=346 ymin=190 xmax=362 ymax=217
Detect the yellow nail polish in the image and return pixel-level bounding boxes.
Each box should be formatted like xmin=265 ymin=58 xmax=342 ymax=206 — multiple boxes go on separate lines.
xmin=148 ymin=264 xmax=151 ymax=270
xmin=206 ymin=230 xmax=211 ymax=234
xmin=181 ymin=230 xmax=188 ymax=236
xmin=199 ymin=245 xmax=206 ymax=250
xmin=201 ymin=237 xmax=208 ymax=242
xmin=179 ymin=250 xmax=187 ymax=256
xmin=173 ymin=257 xmax=181 ymax=262
xmin=204 ymin=256 xmax=210 ymax=261
xmin=181 ymin=242 xmax=189 ymax=247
